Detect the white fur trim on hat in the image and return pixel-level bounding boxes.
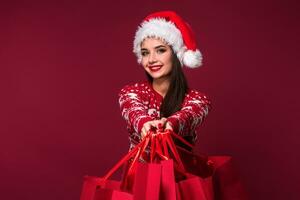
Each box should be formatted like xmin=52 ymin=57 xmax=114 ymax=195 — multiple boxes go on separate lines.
xmin=133 ymin=18 xmax=183 ymax=62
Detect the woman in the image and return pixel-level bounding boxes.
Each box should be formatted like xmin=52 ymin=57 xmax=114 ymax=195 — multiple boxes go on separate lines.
xmin=118 ymin=10 xmax=212 ymax=160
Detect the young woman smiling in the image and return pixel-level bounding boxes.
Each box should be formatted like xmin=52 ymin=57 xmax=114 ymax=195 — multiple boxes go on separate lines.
xmin=118 ymin=10 xmax=212 ymax=159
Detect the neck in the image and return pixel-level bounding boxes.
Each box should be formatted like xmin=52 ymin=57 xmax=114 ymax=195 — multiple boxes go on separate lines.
xmin=152 ymin=77 xmax=170 ymax=98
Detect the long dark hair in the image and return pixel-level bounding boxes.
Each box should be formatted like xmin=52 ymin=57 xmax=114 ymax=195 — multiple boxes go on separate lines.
xmin=145 ymin=49 xmax=189 ymax=118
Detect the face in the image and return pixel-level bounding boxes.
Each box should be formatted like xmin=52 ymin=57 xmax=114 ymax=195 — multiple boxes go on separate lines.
xmin=140 ymin=37 xmax=173 ymax=82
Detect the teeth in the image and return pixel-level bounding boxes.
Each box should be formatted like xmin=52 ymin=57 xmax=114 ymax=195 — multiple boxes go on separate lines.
xmin=151 ymin=67 xmax=160 ymax=71
xmin=150 ymin=66 xmax=162 ymax=69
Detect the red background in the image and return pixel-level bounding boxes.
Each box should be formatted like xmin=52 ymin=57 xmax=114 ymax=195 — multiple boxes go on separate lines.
xmin=0 ymin=1 xmax=299 ymax=199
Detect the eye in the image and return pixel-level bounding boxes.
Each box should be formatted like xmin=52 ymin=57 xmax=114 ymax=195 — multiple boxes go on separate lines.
xmin=141 ymin=51 xmax=149 ymax=56
xmin=157 ymin=48 xmax=166 ymax=54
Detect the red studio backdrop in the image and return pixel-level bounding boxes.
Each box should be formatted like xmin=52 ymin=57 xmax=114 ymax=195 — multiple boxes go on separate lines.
xmin=0 ymin=1 xmax=299 ymax=200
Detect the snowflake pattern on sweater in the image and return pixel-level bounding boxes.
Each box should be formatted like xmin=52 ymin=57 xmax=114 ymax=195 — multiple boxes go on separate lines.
xmin=118 ymin=81 xmax=212 ymax=151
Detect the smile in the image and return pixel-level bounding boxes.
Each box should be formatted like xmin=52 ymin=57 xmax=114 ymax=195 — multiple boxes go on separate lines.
xmin=149 ymin=65 xmax=163 ymax=72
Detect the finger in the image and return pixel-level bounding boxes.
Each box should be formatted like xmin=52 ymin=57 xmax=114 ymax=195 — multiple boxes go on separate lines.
xmin=141 ymin=128 xmax=145 ymax=138
xmin=150 ymin=121 xmax=163 ymax=132
xmin=165 ymin=122 xmax=173 ymax=131
xmin=159 ymin=118 xmax=167 ymax=127
xmin=141 ymin=126 xmax=149 ymax=138
xmin=151 ymin=120 xmax=162 ymax=130
xmin=145 ymin=122 xmax=152 ymax=130
xmin=160 ymin=117 xmax=167 ymax=124
xmin=150 ymin=120 xmax=158 ymax=126
xmin=141 ymin=120 xmax=153 ymax=138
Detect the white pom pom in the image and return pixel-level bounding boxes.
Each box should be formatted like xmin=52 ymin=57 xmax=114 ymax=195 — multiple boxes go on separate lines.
xmin=182 ymin=49 xmax=203 ymax=68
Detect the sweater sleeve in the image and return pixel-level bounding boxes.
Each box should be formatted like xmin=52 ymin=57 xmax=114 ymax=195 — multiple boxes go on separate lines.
xmin=118 ymin=83 xmax=155 ymax=137
xmin=166 ymin=90 xmax=212 ymax=137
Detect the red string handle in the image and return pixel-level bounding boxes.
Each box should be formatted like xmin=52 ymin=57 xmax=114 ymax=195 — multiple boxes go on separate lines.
xmin=142 ymin=130 xmax=190 ymax=173
xmin=150 ymin=133 xmax=156 ymax=163
xmin=100 ymin=131 xmax=152 ymax=182
xmin=161 ymin=131 xmax=186 ymax=171
xmin=168 ymin=129 xmax=194 ymax=149
xmin=97 ymin=129 xmax=196 ymax=185
xmin=126 ymin=134 xmax=151 ymax=178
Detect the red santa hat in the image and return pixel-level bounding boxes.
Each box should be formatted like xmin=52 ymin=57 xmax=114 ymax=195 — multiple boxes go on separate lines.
xmin=133 ymin=10 xmax=203 ymax=68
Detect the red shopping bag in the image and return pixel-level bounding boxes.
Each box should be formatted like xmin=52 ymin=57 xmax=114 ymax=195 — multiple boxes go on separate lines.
xmin=132 ymin=159 xmax=213 ymax=200
xmin=157 ymin=132 xmax=213 ymax=200
xmin=132 ymin=133 xmax=174 ymax=200
xmin=80 ymin=176 xmax=132 ymax=200
xmin=132 ymin=132 xmax=184 ymax=200
xmin=161 ymin=131 xmax=214 ymax=200
xmin=170 ymin=132 xmax=247 ymax=200
xmin=80 ymin=135 xmax=151 ymax=200
xmin=132 ymin=162 xmax=162 ymax=200
xmin=176 ymin=146 xmax=214 ymax=178
xmin=80 ymin=171 xmax=133 ymax=200
xmin=160 ymin=160 xmax=177 ymax=200
xmin=176 ymin=175 xmax=213 ymax=200
xmin=168 ymin=131 xmax=214 ymax=178
xmin=161 ymin=160 xmax=211 ymax=200
xmin=80 ymin=129 xmax=217 ymax=200
xmin=80 ymin=176 xmax=100 ymax=200
xmin=209 ymin=156 xmax=248 ymax=200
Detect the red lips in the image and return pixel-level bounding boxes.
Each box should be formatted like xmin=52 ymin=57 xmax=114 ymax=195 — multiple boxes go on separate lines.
xmin=149 ymin=65 xmax=162 ymax=72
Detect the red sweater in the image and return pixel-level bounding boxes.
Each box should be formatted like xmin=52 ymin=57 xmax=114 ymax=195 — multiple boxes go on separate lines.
xmin=118 ymin=81 xmax=212 ymax=151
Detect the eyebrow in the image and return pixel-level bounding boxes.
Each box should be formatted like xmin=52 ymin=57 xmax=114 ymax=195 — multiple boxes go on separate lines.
xmin=141 ymin=45 xmax=166 ymax=51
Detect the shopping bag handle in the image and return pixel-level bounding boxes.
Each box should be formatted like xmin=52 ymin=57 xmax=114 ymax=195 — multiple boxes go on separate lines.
xmin=146 ymin=130 xmax=188 ymax=173
xmin=101 ymin=132 xmax=152 ymax=182
xmin=98 ymin=129 xmax=197 ymax=184
xmin=160 ymin=130 xmax=186 ymax=171
xmin=123 ymin=129 xmax=191 ymax=177
xmin=125 ymin=133 xmax=152 ymax=178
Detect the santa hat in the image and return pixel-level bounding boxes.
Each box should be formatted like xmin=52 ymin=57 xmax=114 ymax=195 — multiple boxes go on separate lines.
xmin=133 ymin=10 xmax=203 ymax=68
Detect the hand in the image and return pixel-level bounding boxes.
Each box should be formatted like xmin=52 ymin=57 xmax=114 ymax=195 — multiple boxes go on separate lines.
xmin=140 ymin=118 xmax=168 ymax=138
xmin=165 ymin=121 xmax=173 ymax=131
xmin=157 ymin=118 xmax=173 ymax=132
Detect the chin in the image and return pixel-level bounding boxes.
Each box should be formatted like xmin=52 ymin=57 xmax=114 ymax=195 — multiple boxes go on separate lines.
xmin=153 ymin=75 xmax=171 ymax=82
xmin=149 ymin=73 xmax=163 ymax=79
xmin=147 ymin=69 xmax=170 ymax=80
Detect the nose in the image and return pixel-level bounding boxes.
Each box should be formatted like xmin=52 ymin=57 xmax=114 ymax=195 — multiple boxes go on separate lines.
xmin=148 ymin=51 xmax=157 ymax=64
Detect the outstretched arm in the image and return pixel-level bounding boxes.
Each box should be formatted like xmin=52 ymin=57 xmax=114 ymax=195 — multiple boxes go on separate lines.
xmin=166 ymin=90 xmax=212 ymax=137
xmin=118 ymin=84 xmax=155 ymax=138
